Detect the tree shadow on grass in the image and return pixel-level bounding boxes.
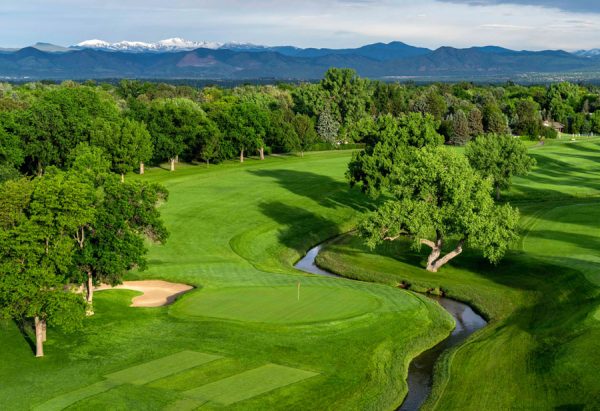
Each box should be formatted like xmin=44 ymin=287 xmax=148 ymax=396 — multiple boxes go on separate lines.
xmin=14 ymin=318 xmax=35 ymax=355
xmin=258 ymin=201 xmax=342 ymax=257
xmin=250 ymin=169 xmax=375 ymax=213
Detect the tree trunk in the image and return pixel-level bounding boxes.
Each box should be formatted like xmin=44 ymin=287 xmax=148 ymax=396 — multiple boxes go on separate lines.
xmin=170 ymin=158 xmax=175 ymax=172
xmin=42 ymin=319 xmax=47 ymax=342
xmin=35 ymin=317 xmax=44 ymax=357
xmin=259 ymin=147 xmax=265 ymax=160
xmin=421 ymin=235 xmax=465 ymax=273
xmin=496 ymin=185 xmax=501 ymax=201
xmin=120 ymin=173 xmax=125 ymax=183
xmin=139 ymin=162 xmax=145 ymax=175
xmin=86 ymin=272 xmax=94 ymax=316
xmin=301 ymin=151 xmax=304 ymax=157
xmin=240 ymin=149 xmax=244 ymax=163
xmin=175 ymin=155 xmax=179 ymax=163
xmin=206 ymin=159 xmax=209 ymax=168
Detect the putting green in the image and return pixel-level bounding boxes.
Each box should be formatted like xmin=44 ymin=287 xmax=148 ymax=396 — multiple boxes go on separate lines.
xmin=170 ymin=285 xmax=381 ymax=324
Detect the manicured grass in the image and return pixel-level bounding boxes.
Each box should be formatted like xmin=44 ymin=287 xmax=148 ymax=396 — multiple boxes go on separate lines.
xmin=0 ymin=151 xmax=453 ymax=410
xmin=184 ymin=363 xmax=318 ymax=406
xmin=317 ymin=139 xmax=600 ymax=410
xmin=171 ymin=285 xmax=381 ymax=324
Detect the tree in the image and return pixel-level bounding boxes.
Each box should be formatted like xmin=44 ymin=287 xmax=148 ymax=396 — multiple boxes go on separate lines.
xmin=468 ymin=108 xmax=484 ymax=137
xmin=483 ymin=104 xmax=509 ymax=134
xmin=356 ymin=146 xmax=519 ymax=272
xmin=465 ymin=134 xmax=536 ymax=200
xmin=266 ymin=109 xmax=298 ymax=154
xmin=293 ymin=114 xmax=318 ymax=156
xmin=145 ymin=98 xmax=204 ymax=171
xmin=320 ymin=68 xmax=370 ymax=126
xmin=449 ymin=110 xmax=470 ymax=145
xmin=317 ymin=106 xmax=340 ymax=144
xmin=16 ymin=85 xmax=120 ymax=174
xmin=348 ymin=113 xmax=443 ymax=197
xmin=0 ymin=120 xmax=23 ymax=182
xmin=512 ymin=99 xmax=541 ymax=138
xmin=91 ymin=118 xmax=153 ymax=180
xmin=65 ymin=148 xmax=169 ymax=314
xmin=0 ymin=174 xmax=89 ymax=356
xmin=75 ymin=177 xmax=169 ymax=314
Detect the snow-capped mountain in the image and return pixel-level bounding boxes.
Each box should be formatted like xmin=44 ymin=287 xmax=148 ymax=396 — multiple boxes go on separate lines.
xmin=574 ymin=49 xmax=600 ymax=58
xmin=71 ymin=38 xmax=261 ymax=53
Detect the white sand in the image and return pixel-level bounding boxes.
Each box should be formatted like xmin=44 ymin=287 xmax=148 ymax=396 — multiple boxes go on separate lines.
xmin=95 ymin=280 xmax=193 ymax=307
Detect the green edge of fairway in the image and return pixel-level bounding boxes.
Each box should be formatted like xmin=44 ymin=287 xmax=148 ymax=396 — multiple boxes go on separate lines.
xmin=169 ymin=285 xmax=382 ymax=325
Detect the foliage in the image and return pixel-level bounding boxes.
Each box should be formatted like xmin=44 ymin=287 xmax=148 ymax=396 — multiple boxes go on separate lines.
xmin=357 ymin=147 xmax=519 ymax=271
xmin=465 ymin=134 xmax=536 ymax=198
xmin=317 ymin=106 xmax=340 ymax=144
xmin=347 ymin=113 xmax=443 ymax=197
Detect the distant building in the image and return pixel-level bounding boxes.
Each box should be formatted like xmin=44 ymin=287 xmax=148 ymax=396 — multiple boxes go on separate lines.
xmin=543 ymin=120 xmax=564 ymax=133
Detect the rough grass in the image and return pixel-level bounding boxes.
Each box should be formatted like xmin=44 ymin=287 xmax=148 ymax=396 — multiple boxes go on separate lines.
xmin=170 ymin=285 xmax=382 ymax=324
xmin=0 ymin=152 xmax=453 ymax=410
xmin=317 ymin=139 xmax=600 ymax=410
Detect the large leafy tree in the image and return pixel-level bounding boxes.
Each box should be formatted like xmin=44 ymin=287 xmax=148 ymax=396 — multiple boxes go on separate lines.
xmin=0 ymin=173 xmax=90 ymax=357
xmin=347 ymin=113 xmax=443 ymax=197
xmin=16 ymin=85 xmax=120 ymax=174
xmin=68 ymin=148 xmax=169 ymax=314
xmin=465 ymin=134 xmax=536 ymax=200
xmin=90 ymin=118 xmax=154 ymax=179
xmin=209 ymin=100 xmax=269 ymax=163
xmin=349 ymin=114 xmax=518 ymax=272
xmin=357 ymin=146 xmax=519 ymax=272
xmin=292 ymin=114 xmax=318 ymax=156
xmin=144 ymin=98 xmax=205 ymax=171
xmin=320 ymin=68 xmax=370 ymax=126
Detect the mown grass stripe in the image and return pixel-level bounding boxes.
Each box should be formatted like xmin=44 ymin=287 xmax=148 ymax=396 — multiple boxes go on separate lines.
xmin=184 ymin=364 xmax=318 ymax=405
xmin=33 ymin=380 xmax=120 ymax=411
xmin=105 ymin=351 xmax=221 ymax=384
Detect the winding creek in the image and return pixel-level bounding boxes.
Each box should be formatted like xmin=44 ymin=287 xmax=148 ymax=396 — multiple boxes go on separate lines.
xmin=294 ymin=243 xmax=487 ymax=411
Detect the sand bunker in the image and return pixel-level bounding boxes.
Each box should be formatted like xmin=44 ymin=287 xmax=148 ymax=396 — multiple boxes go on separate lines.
xmin=95 ymin=280 xmax=193 ymax=307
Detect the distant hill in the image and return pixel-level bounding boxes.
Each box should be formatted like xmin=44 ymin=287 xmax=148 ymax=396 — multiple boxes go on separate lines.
xmin=0 ymin=40 xmax=598 ymax=81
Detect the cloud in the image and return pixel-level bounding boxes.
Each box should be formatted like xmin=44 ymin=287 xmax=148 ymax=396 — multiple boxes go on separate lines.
xmin=438 ymin=0 xmax=600 ymax=13
xmin=1 ymin=0 xmax=600 ymax=51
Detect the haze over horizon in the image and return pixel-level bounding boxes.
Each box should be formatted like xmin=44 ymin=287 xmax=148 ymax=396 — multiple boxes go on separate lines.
xmin=2 ymin=0 xmax=600 ymax=51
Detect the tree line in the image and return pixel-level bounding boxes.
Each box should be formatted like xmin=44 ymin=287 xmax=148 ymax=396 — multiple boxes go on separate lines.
xmin=1 ymin=71 xmax=599 ymax=182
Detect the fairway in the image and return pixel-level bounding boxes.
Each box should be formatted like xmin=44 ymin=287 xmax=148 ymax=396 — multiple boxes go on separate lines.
xmin=171 ymin=285 xmax=381 ymax=324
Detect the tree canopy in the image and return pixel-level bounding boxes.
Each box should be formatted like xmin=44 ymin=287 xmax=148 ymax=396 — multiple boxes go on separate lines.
xmin=465 ymin=134 xmax=536 ymax=199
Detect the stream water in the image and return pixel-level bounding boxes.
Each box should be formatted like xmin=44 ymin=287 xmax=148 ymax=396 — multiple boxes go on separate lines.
xmin=294 ymin=243 xmax=487 ymax=411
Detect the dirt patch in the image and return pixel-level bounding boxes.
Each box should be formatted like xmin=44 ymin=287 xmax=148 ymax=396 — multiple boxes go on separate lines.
xmin=95 ymin=280 xmax=193 ymax=307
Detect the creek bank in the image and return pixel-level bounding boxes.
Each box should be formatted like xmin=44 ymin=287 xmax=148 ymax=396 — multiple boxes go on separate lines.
xmin=294 ymin=242 xmax=487 ymax=411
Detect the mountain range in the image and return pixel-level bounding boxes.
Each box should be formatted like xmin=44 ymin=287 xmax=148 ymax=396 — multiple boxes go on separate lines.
xmin=1 ymin=38 xmax=600 ymax=81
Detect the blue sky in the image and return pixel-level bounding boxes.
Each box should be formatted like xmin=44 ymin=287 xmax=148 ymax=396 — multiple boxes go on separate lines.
xmin=2 ymin=1 xmax=600 ymax=50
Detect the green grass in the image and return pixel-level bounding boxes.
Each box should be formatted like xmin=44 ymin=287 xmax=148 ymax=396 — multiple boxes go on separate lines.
xmin=183 ymin=364 xmax=318 ymax=406
xmin=317 ymin=139 xmax=600 ymax=410
xmin=0 ymin=151 xmax=453 ymax=410
xmin=170 ymin=285 xmax=382 ymax=324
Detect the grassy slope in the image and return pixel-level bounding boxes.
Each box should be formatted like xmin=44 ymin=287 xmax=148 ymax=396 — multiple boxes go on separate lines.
xmin=0 ymin=151 xmax=453 ymax=410
xmin=317 ymin=139 xmax=600 ymax=410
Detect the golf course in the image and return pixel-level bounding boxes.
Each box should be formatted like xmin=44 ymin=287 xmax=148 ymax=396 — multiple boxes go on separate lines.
xmin=1 ymin=137 xmax=599 ymax=410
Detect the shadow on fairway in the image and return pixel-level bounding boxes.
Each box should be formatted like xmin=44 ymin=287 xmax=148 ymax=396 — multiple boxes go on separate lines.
xmin=258 ymin=201 xmax=340 ymax=257
xmin=249 ymin=169 xmax=374 ymax=212
xmin=14 ymin=319 xmax=35 ymax=355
